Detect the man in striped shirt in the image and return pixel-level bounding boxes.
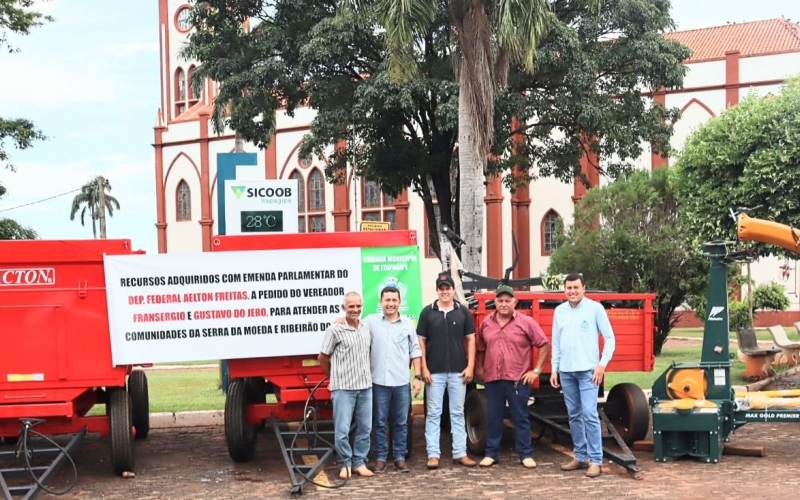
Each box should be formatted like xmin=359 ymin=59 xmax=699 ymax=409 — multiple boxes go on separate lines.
xmin=319 ymin=291 xmax=374 ymax=479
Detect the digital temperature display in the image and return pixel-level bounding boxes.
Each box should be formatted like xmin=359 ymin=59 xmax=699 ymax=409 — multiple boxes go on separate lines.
xmin=240 ymin=211 xmax=284 ymax=233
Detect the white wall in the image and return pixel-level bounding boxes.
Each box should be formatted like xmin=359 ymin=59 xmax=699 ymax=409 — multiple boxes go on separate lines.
xmin=163 ymin=143 xmax=202 ymax=253
xmin=740 ymin=53 xmax=800 ymax=83
xmin=682 ymin=60 xmax=726 ymax=88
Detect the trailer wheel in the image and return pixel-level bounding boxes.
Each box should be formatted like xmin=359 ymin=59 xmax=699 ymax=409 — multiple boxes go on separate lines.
xmin=465 ymin=389 xmax=487 ymax=455
xmin=128 ymin=370 xmax=150 ymax=440
xmin=245 ymin=377 xmax=267 ymax=403
xmin=531 ymin=421 xmax=545 ymax=441
xmin=108 ymin=387 xmax=135 ymax=475
xmin=604 ymin=383 xmax=650 ymax=444
xmin=225 ymin=379 xmax=258 ymax=462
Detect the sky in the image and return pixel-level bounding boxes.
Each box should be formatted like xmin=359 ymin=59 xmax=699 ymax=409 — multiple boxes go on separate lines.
xmin=0 ymin=0 xmax=798 ymax=254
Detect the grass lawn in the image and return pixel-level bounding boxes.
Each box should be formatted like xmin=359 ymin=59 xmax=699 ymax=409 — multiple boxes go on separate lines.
xmin=606 ymin=342 xmax=794 ymax=389
xmin=670 ymin=327 xmax=800 ymax=343
xmin=81 ymin=341 xmax=796 ymax=415
xmin=89 ymin=369 xmax=225 ymax=416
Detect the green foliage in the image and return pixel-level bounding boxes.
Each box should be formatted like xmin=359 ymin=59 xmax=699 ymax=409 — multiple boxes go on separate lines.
xmin=182 ymin=0 xmax=688 ymax=258
xmin=0 ymin=0 xmax=53 ymax=52
xmin=540 ymin=273 xmax=566 ymax=291
xmin=492 ymin=0 xmax=690 ymax=185
xmin=674 ymin=77 xmax=800 ymax=258
xmin=547 ymin=167 xmax=707 ymax=355
xmin=753 ymin=282 xmax=790 ymax=311
xmin=1 ymin=0 xmax=51 ymax=174
xmin=0 ymin=217 xmax=37 ymax=239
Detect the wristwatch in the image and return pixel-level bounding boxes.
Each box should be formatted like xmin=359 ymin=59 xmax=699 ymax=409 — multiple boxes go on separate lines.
xmin=414 ymin=374 xmax=423 ymax=380
xmin=533 ymin=369 xmax=541 ymax=375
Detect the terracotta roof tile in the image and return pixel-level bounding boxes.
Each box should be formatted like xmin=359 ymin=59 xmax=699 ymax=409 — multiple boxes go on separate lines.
xmin=664 ymin=18 xmax=800 ymax=62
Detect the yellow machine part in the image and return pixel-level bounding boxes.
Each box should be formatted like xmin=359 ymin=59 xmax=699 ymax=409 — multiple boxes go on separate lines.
xmin=737 ymin=213 xmax=800 ymax=254
xmin=736 ymin=391 xmax=800 ymax=409
xmin=735 ymin=389 xmax=800 ymax=399
xmin=658 ymin=399 xmax=718 ymax=411
xmin=665 ymin=368 xmax=708 ymax=400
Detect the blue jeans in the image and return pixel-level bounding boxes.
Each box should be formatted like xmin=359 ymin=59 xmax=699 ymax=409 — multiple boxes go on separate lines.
xmin=425 ymin=372 xmax=467 ymax=459
xmin=372 ymin=383 xmax=411 ymax=462
xmin=560 ymin=370 xmax=602 ymax=465
xmin=485 ymin=380 xmax=532 ymax=461
xmin=332 ymin=388 xmax=372 ymax=468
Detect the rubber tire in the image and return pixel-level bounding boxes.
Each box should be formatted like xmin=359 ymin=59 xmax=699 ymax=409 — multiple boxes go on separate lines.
xmin=225 ymin=379 xmax=258 ymax=462
xmin=108 ymin=387 xmax=135 ymax=475
xmin=245 ymin=377 xmax=267 ymax=403
xmin=128 ymin=370 xmax=150 ymax=440
xmin=604 ymin=382 xmax=650 ymax=444
xmin=465 ymin=389 xmax=488 ymax=455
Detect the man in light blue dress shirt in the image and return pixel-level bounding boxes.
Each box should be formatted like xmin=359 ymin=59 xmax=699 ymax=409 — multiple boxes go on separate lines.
xmin=550 ymin=273 xmax=615 ymax=478
xmin=365 ymin=286 xmax=422 ymax=473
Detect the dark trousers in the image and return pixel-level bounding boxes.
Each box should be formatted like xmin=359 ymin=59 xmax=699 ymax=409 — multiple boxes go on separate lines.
xmin=484 ymin=380 xmax=532 ymax=461
xmin=372 ymin=383 xmax=411 ymax=462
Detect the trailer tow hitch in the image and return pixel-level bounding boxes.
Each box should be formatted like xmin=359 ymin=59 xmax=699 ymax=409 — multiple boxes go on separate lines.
xmin=0 ymin=419 xmax=83 ymax=499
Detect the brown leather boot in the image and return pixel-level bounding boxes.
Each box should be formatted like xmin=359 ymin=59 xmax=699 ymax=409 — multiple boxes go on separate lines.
xmin=426 ymin=457 xmax=439 ymax=469
xmin=454 ymin=456 xmax=477 ymax=467
xmin=560 ymin=459 xmax=589 ymax=471
xmin=585 ymin=464 xmax=602 ymax=478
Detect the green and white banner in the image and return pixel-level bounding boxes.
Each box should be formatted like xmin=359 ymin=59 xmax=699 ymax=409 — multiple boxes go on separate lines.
xmin=103 ymin=245 xmax=422 ymax=365
xmin=361 ymin=246 xmax=423 ymax=324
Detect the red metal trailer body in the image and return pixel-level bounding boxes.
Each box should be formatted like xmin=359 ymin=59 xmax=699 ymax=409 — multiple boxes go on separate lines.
xmin=472 ymin=291 xmax=656 ymax=381
xmin=0 ymin=239 xmax=150 ymax=476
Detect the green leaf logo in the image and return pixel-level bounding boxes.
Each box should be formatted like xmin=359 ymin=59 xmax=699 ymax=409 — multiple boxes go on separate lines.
xmin=230 ymin=186 xmax=246 ymax=199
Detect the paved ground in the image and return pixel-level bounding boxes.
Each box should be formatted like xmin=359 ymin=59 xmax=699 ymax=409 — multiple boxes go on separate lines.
xmin=3 ymin=415 xmax=800 ymax=500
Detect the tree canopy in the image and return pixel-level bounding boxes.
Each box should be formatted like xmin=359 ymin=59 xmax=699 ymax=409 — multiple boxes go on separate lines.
xmin=0 ymin=217 xmax=37 ymax=240
xmin=183 ymin=0 xmax=689 ymax=260
xmin=69 ymin=176 xmax=121 ymax=239
xmin=0 ymin=0 xmax=51 ymax=173
xmin=674 ymin=77 xmax=800 ymax=259
xmin=547 ymin=167 xmax=707 ymax=355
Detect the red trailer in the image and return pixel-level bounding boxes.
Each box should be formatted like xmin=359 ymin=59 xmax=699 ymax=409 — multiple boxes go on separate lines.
xmin=211 ymin=230 xmax=419 ymax=495
xmin=0 ymin=239 xmax=150 ymax=497
xmin=466 ymin=291 xmax=656 ymax=478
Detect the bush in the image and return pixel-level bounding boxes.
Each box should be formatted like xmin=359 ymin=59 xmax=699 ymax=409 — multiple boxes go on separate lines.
xmin=728 ymin=300 xmax=752 ymax=332
xmin=752 ymin=282 xmax=790 ymax=311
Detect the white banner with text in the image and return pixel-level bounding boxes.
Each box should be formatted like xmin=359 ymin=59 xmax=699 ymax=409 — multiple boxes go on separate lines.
xmin=104 ymin=248 xmax=362 ymax=365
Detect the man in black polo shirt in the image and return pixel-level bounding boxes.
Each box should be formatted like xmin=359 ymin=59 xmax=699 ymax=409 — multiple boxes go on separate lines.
xmin=417 ymin=272 xmax=477 ymax=469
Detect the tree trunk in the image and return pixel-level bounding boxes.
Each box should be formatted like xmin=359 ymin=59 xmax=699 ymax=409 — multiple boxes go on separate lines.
xmin=457 ymin=86 xmax=484 ymax=275
xmin=234 ymin=131 xmax=244 ymax=153
xmin=98 ymin=176 xmax=107 ymax=239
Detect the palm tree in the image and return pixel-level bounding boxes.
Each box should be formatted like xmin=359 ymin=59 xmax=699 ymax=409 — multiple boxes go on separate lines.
xmin=69 ymin=176 xmax=121 ymax=238
xmin=347 ymin=0 xmax=597 ymax=274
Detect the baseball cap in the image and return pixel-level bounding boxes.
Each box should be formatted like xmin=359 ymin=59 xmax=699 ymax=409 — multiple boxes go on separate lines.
xmin=495 ymin=284 xmax=515 ymax=297
xmin=436 ymin=272 xmax=455 ymax=288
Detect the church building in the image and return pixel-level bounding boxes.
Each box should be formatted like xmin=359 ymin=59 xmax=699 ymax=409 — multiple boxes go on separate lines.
xmin=153 ymin=1 xmax=800 ymax=315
